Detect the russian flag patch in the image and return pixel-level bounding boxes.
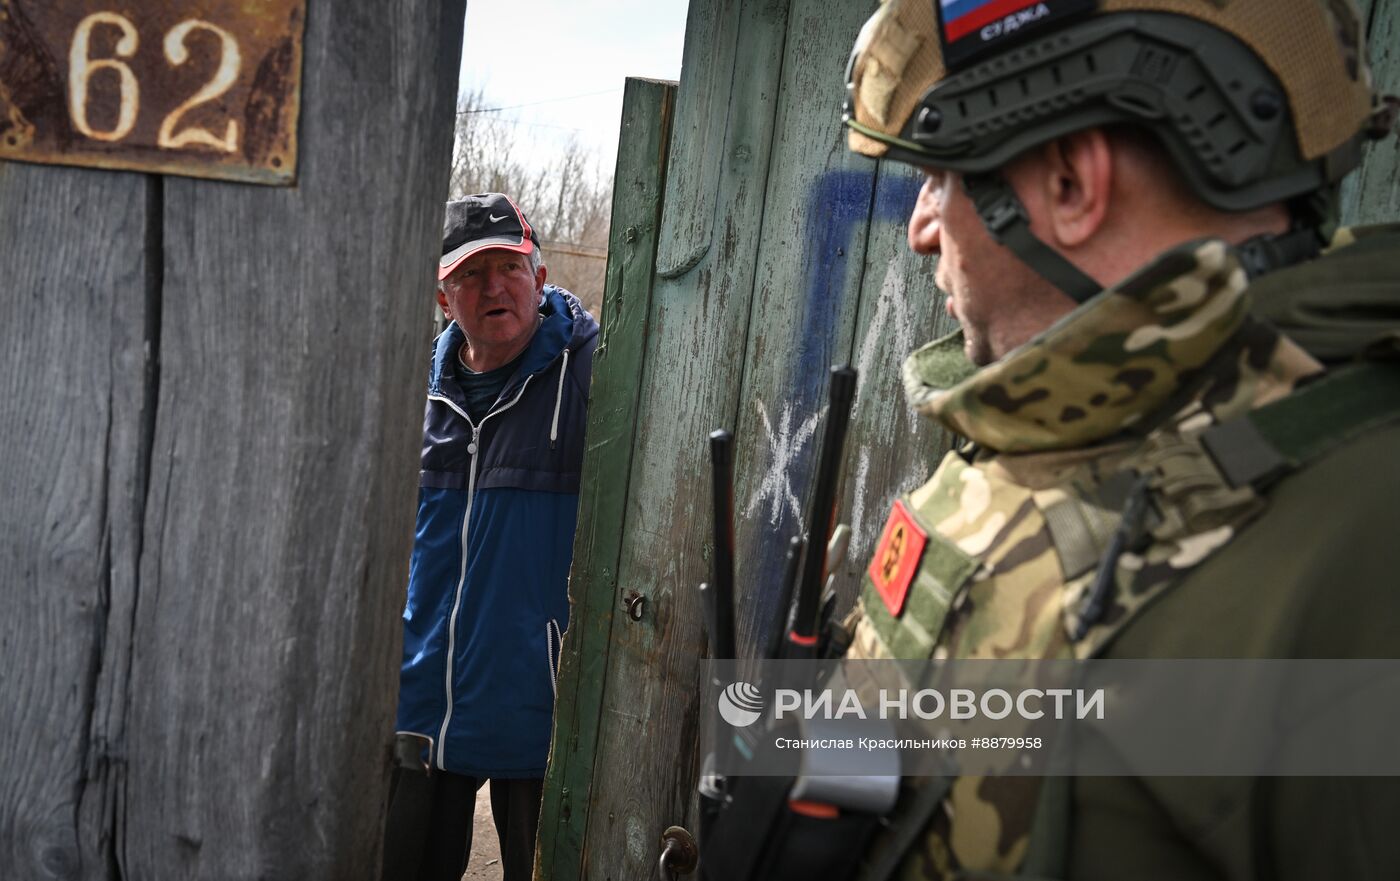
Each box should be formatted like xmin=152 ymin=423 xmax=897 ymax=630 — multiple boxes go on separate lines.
xmin=937 ymin=0 xmax=1096 ymax=69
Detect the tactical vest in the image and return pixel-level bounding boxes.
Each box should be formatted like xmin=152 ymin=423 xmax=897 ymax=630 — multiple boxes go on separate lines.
xmin=846 ymin=233 xmax=1400 ymax=881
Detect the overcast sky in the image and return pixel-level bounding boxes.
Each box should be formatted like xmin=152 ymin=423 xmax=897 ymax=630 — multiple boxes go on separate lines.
xmin=459 ymin=0 xmax=691 ymax=177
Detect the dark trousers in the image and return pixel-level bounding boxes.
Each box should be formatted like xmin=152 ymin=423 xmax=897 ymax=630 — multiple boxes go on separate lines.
xmin=381 ymin=768 xmax=544 ymax=881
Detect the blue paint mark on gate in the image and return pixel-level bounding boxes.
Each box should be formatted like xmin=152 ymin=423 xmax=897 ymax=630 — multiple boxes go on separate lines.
xmin=745 ymin=166 xmax=922 ymax=655
xmin=795 ymin=168 xmax=922 ymax=407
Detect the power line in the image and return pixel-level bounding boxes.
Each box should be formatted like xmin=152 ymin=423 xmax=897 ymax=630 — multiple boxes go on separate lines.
xmin=542 ymin=239 xmax=608 ymax=260
xmin=459 ymin=87 xmax=622 ymax=115
xmin=488 ymin=117 xmax=591 ymax=134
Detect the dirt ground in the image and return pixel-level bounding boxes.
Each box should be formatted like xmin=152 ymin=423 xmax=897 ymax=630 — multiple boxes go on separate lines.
xmin=462 ymin=781 xmax=504 ymax=881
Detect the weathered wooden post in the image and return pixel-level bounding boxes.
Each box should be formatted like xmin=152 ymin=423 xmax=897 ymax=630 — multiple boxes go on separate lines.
xmin=536 ymin=74 xmax=679 ymax=881
xmin=1342 ymin=0 xmax=1400 ymax=223
xmin=0 ymin=1 xmax=465 ymax=877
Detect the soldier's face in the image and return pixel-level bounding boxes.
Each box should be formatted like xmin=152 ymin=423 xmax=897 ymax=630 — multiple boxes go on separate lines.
xmin=908 ymin=168 xmax=1058 ymax=366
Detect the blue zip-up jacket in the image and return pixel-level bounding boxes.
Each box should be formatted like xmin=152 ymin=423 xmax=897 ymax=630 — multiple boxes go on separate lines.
xmin=397 ymin=284 xmax=598 ymax=777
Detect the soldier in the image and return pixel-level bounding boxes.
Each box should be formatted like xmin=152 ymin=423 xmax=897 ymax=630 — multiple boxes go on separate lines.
xmin=839 ymin=0 xmax=1400 ymax=878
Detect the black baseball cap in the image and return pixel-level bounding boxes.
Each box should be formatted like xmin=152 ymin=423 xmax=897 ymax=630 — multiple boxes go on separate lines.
xmin=439 ymin=193 xmax=540 ymax=280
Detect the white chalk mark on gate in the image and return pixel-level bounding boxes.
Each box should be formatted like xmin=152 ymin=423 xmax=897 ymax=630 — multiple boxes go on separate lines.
xmin=855 ymin=263 xmax=915 ymax=399
xmin=848 ymin=445 xmax=874 ymax=560
xmin=848 ymin=263 xmax=917 ymax=559
xmin=745 ymin=399 xmax=824 ymax=533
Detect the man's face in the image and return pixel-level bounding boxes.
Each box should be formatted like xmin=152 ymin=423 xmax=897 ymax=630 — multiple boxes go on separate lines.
xmin=908 ymin=168 xmax=1056 ymax=366
xmin=438 ymin=248 xmax=544 ymax=356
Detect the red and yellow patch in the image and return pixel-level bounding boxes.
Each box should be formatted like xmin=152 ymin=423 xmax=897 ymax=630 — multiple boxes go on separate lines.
xmin=868 ymin=500 xmax=928 ymax=617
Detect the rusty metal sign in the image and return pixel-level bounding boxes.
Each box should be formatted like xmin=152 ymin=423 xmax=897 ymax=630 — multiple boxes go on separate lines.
xmin=0 ymin=1 xmax=305 ymax=185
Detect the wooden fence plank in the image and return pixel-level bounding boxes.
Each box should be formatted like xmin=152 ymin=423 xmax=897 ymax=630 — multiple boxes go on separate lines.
xmin=537 ymin=76 xmax=677 ymax=881
xmin=0 ymin=164 xmax=154 ymax=881
xmin=726 ymin=0 xmax=883 ymax=658
xmin=835 ymin=162 xmax=957 ymax=604
xmin=1340 ymin=0 xmax=1400 ymax=225
xmin=652 ymin=0 xmax=732 ymax=279
xmin=716 ymin=0 xmax=959 ymax=658
xmin=580 ymin=0 xmax=792 ymax=877
xmin=115 ymin=1 xmax=466 ymax=877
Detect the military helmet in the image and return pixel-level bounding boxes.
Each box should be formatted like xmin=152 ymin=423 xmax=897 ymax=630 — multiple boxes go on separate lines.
xmin=844 ymin=0 xmax=1394 ymax=298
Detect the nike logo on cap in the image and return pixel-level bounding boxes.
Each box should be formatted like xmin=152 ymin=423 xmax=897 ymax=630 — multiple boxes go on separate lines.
xmin=488 ymin=213 xmax=507 ymax=223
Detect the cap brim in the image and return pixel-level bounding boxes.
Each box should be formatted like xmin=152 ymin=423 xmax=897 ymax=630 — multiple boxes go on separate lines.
xmin=438 ymin=235 xmax=532 ymax=280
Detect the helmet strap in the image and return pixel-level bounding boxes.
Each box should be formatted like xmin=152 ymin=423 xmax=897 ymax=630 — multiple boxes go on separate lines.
xmin=1234 ymin=226 xmax=1324 ymax=280
xmin=965 ymin=172 xmax=1326 ymax=297
xmin=962 ymin=172 xmax=1101 ymax=304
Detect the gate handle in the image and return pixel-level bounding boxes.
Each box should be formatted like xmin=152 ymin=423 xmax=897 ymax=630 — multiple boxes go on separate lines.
xmin=657 ymin=825 xmax=698 ymax=880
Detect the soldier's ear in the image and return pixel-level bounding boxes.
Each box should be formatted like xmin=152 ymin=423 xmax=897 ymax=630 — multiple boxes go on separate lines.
xmin=1035 ymin=129 xmax=1112 ymax=249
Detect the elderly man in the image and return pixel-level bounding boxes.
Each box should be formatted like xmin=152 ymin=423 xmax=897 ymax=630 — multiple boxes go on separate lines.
xmin=383 ymin=193 xmax=598 ymax=881
xmin=831 ymin=1 xmax=1400 ymax=879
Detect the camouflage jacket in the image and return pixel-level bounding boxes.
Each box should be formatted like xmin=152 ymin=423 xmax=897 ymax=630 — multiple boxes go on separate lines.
xmin=848 ymin=231 xmax=1400 ymax=880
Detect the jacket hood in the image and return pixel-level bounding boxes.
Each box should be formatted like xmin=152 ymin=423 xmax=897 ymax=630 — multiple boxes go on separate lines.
xmin=429 ymin=284 xmax=599 ymax=395
xmin=904 ymin=238 xmax=1324 ymax=453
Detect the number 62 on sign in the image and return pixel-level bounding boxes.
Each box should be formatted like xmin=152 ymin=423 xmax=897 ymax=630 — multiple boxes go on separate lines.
xmin=0 ymin=1 xmax=305 ymax=185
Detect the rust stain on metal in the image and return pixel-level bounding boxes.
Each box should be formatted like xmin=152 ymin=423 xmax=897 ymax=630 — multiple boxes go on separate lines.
xmin=0 ymin=0 xmax=305 ymax=185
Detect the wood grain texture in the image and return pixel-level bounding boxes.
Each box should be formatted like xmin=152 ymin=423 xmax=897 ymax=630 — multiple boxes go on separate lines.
xmin=1340 ymin=0 xmax=1400 ymax=226
xmin=0 ymin=0 xmax=464 ymax=878
xmin=117 ymin=0 xmax=466 ymax=876
xmin=581 ymin=1 xmax=791 ymax=877
xmin=0 ymin=163 xmax=154 ymax=881
xmin=726 ymin=0 xmax=883 ymax=658
xmin=652 ymin=0 xmax=731 ymax=279
xmin=720 ymin=0 xmax=960 ymax=658
xmin=833 ymin=161 xmax=957 ymax=611
xmin=537 ymin=77 xmax=676 ymax=881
